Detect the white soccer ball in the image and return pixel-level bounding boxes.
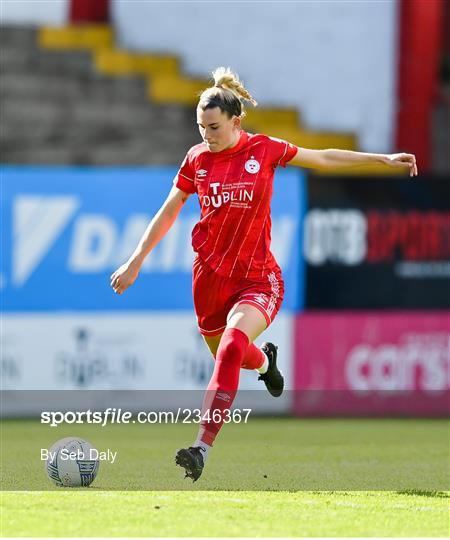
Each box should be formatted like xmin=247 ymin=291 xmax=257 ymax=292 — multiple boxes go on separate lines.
xmin=46 ymin=437 xmax=100 ymax=487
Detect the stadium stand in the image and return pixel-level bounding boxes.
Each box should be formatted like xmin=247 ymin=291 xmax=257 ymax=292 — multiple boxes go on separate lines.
xmin=3 ymin=21 xmax=446 ymax=173
xmin=3 ymin=24 xmax=401 ymax=171
xmin=1 ymin=25 xmax=199 ymax=165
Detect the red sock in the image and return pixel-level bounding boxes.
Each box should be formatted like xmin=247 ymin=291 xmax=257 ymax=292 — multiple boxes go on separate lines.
xmin=210 ymin=343 xmax=265 ymax=370
xmin=198 ymin=327 xmax=249 ymax=446
xmin=240 ymin=343 xmax=266 ymax=370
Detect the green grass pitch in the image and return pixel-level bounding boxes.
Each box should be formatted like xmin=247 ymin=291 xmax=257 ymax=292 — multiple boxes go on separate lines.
xmin=1 ymin=418 xmax=449 ymax=536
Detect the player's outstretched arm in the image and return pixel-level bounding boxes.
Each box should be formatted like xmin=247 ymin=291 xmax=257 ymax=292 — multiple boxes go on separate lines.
xmin=287 ymin=147 xmax=418 ymax=177
xmin=110 ymin=186 xmax=191 ymax=295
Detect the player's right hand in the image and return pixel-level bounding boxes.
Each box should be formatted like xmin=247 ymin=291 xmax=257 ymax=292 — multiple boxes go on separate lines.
xmin=110 ymin=262 xmax=139 ymax=295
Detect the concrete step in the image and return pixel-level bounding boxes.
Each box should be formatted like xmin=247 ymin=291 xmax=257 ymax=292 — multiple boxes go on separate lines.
xmin=0 ymin=47 xmax=98 ymax=77
xmin=2 ymin=133 xmax=199 ymax=165
xmin=1 ymin=96 xmax=196 ymax=130
xmin=0 ymin=25 xmax=37 ymax=47
xmin=1 ymin=120 xmax=198 ymax=149
xmin=1 ymin=73 xmax=152 ymax=107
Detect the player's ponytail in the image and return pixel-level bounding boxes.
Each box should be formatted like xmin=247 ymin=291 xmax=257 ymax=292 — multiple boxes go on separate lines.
xmin=198 ymin=66 xmax=257 ymax=118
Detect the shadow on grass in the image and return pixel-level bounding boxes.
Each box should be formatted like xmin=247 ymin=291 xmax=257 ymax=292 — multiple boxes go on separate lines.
xmin=397 ymin=490 xmax=450 ymax=499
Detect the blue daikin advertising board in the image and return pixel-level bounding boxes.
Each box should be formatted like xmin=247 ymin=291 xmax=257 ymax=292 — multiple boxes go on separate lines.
xmin=1 ymin=166 xmax=305 ymax=311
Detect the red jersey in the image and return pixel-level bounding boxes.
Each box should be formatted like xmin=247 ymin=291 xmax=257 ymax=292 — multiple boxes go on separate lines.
xmin=174 ymin=130 xmax=297 ymax=280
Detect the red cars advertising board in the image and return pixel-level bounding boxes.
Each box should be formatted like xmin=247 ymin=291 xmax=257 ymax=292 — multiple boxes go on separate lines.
xmin=294 ymin=312 xmax=450 ymax=416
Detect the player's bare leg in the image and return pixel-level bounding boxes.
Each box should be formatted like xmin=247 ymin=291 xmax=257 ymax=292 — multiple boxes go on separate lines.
xmin=203 ymin=311 xmax=269 ymax=373
xmin=203 ymin=333 xmax=222 ymax=357
xmin=226 ymin=302 xmax=268 ymax=340
xmin=176 ymin=304 xmax=283 ymax=481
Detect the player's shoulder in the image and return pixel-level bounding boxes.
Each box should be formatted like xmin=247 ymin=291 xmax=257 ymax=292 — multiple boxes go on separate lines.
xmin=186 ymin=141 xmax=208 ymax=160
xmin=247 ymin=132 xmax=270 ymax=143
xmin=246 ymin=132 xmax=286 ymax=147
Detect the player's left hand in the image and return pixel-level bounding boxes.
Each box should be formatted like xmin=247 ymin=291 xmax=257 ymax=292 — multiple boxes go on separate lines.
xmin=383 ymin=153 xmax=418 ymax=177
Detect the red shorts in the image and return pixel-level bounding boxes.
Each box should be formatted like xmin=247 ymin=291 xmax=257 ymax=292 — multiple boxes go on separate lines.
xmin=192 ymin=256 xmax=284 ymax=336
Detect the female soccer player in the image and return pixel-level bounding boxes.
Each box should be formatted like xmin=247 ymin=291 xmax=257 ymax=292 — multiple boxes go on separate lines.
xmin=110 ymin=67 xmax=417 ymax=481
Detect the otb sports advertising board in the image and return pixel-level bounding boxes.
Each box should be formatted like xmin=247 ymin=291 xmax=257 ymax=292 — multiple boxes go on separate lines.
xmin=303 ymin=175 xmax=450 ymax=309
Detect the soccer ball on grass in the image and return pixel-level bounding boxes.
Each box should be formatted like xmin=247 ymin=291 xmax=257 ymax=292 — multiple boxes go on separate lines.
xmin=45 ymin=437 xmax=99 ymax=487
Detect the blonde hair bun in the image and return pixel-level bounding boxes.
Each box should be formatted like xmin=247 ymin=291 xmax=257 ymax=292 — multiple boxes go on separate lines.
xmin=212 ymin=66 xmax=258 ymax=107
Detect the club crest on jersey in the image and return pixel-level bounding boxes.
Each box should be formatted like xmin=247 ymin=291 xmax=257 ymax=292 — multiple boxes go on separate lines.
xmin=244 ymin=157 xmax=260 ymax=174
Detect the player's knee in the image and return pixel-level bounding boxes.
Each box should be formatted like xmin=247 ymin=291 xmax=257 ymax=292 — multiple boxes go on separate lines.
xmin=217 ymin=340 xmax=241 ymax=363
xmin=216 ymin=328 xmax=249 ymax=366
